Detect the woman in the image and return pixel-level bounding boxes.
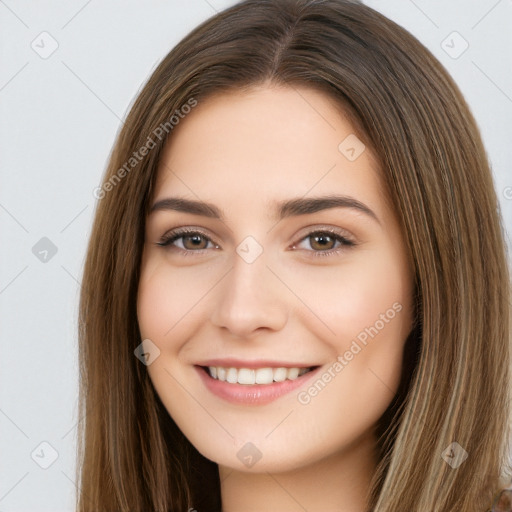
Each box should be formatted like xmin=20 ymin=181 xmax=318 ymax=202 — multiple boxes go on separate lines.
xmin=76 ymin=1 xmax=511 ymax=510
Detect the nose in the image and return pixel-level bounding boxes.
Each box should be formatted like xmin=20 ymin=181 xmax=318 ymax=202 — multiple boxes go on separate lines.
xmin=210 ymin=249 xmax=288 ymax=339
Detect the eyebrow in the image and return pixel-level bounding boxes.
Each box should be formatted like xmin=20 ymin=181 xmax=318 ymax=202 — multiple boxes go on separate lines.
xmin=149 ymin=195 xmax=380 ymax=225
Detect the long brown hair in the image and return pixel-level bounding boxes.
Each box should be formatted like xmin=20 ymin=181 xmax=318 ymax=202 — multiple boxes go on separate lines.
xmin=76 ymin=1 xmax=511 ymax=510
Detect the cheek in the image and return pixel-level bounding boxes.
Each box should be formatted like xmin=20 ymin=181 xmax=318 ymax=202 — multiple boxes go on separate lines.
xmin=136 ymin=261 xmax=208 ymax=423
xmin=136 ymin=257 xmax=212 ymax=346
xmin=292 ymin=247 xmax=413 ymax=389
xmin=137 ymin=270 xmax=179 ymax=343
xmin=134 ymin=242 xmax=415 ymax=471
xmin=289 ymin=248 xmax=412 ymax=343
xmin=290 ymin=253 xmax=412 ymax=447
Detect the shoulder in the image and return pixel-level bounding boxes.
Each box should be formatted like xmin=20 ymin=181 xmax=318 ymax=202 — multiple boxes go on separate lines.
xmin=489 ymin=488 xmax=512 ymax=512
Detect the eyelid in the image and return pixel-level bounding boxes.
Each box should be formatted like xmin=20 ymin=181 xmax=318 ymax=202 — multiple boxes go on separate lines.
xmin=290 ymin=224 xmax=355 ymax=246
xmin=288 ymin=226 xmax=356 ymax=258
xmin=155 ymin=224 xmax=357 ymax=257
xmin=159 ymin=226 xmax=215 ymax=242
xmin=156 ymin=226 xmax=219 ymax=251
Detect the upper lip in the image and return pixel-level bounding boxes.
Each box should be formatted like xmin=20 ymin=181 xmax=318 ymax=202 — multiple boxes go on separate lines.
xmin=196 ymin=358 xmax=319 ymax=369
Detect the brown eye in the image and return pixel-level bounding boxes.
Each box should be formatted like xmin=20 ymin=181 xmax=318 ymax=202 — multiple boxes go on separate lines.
xmin=309 ymin=233 xmax=337 ymax=251
xmin=181 ymin=234 xmax=209 ymax=250
xmin=292 ymin=229 xmax=356 ymax=258
xmin=156 ymin=229 xmax=218 ymax=253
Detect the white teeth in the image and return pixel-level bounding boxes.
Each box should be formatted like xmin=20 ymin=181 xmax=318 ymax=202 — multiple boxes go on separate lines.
xmin=287 ymin=367 xmax=299 ymax=379
xmin=255 ymin=367 xmax=273 ymax=384
xmin=226 ymin=367 xmax=238 ymax=384
xmin=207 ymin=366 xmax=312 ymax=385
xmin=238 ymin=368 xmax=255 ymax=385
xmin=273 ymin=367 xmax=287 ymax=382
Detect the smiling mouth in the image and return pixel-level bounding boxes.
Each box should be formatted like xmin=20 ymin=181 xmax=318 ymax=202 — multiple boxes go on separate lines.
xmin=200 ymin=365 xmax=317 ymax=385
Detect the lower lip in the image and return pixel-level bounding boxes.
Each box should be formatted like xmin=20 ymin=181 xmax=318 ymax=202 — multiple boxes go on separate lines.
xmin=195 ymin=365 xmax=321 ymax=405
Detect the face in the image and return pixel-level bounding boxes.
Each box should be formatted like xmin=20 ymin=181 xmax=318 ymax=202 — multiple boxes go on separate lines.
xmin=137 ymin=85 xmax=415 ymax=473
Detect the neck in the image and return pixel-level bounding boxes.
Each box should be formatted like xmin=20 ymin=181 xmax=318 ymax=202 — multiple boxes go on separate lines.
xmin=219 ymin=429 xmax=378 ymax=512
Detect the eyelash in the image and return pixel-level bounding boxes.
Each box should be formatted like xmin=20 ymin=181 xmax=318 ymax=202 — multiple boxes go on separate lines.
xmin=155 ymin=227 xmax=356 ymax=258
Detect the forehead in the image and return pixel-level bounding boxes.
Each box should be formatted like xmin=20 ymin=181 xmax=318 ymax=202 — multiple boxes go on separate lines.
xmin=152 ymin=85 xmax=387 ymax=219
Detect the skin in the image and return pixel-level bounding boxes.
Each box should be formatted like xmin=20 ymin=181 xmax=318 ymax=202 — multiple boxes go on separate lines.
xmin=137 ymin=84 xmax=415 ymax=511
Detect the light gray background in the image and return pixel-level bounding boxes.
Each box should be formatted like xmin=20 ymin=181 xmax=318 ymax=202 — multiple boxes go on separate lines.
xmin=0 ymin=1 xmax=511 ymax=510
